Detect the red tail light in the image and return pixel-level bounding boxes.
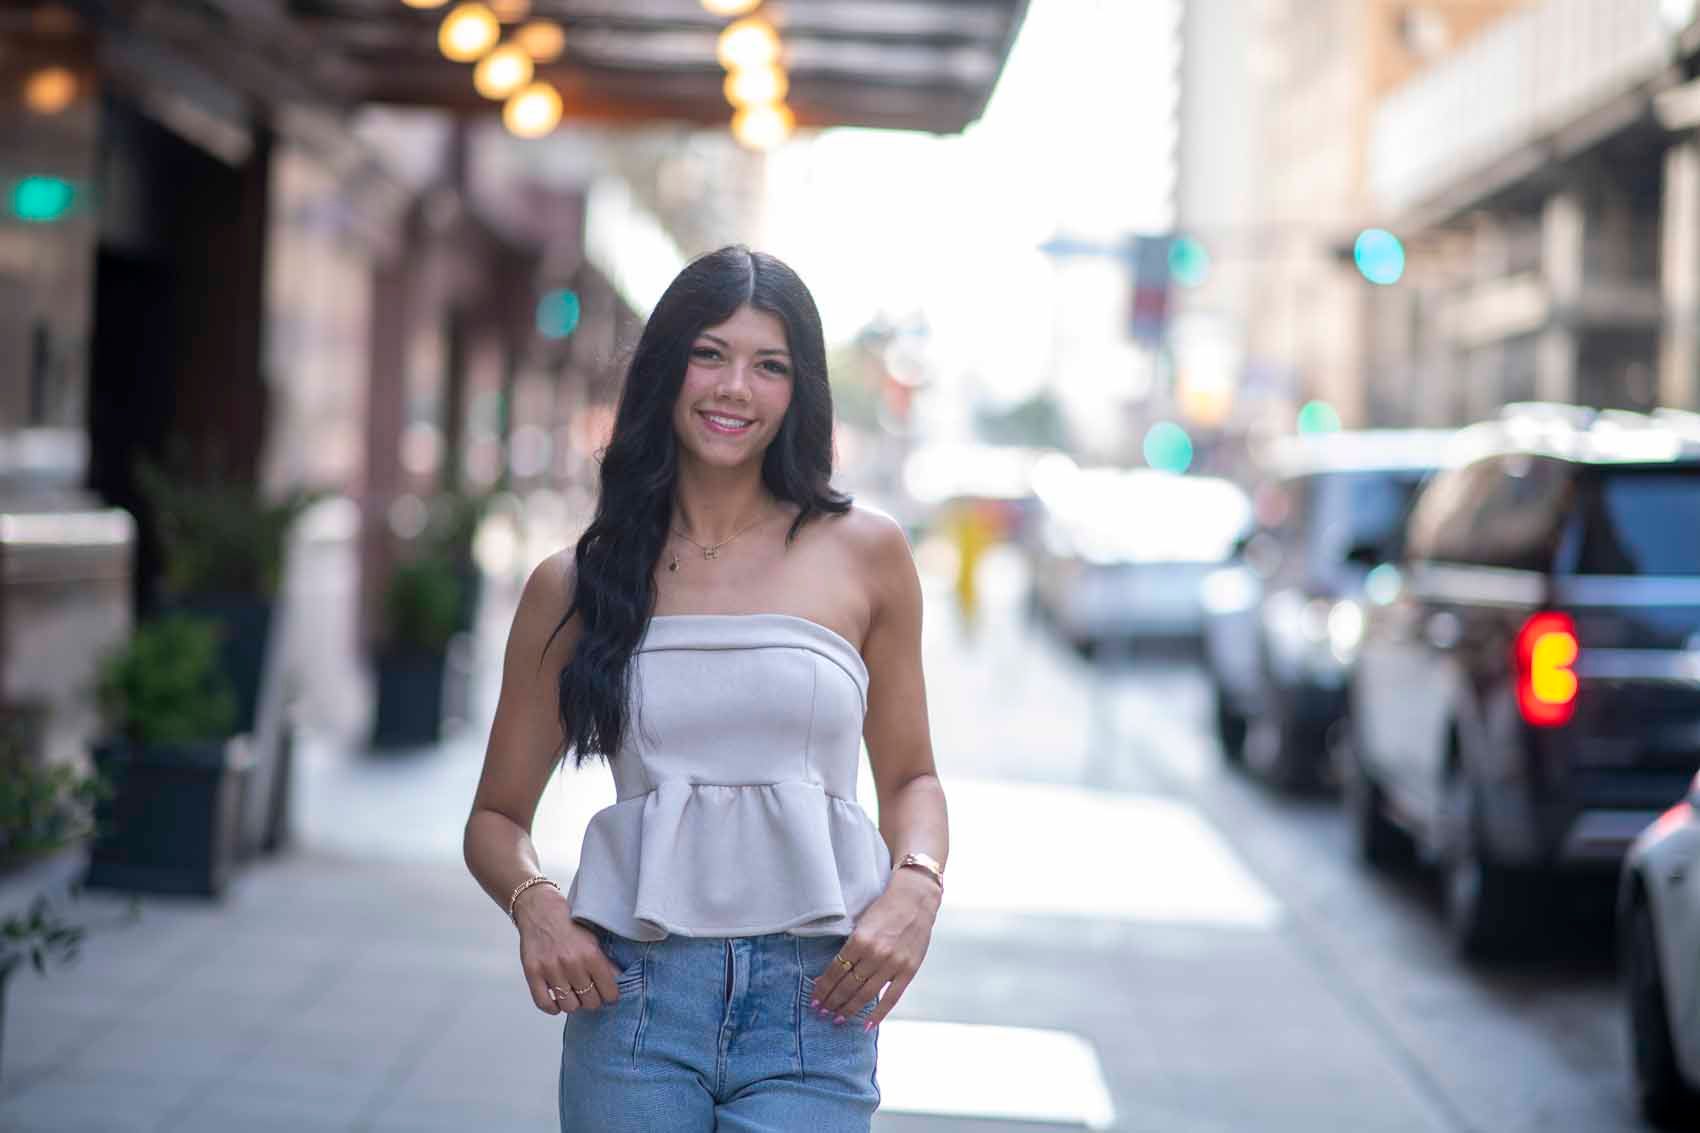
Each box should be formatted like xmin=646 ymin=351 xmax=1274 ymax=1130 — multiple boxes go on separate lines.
xmin=1515 ymin=611 xmax=1579 ymax=727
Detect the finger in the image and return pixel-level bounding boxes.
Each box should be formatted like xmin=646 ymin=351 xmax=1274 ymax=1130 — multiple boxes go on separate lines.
xmin=590 ymin=960 xmax=621 ymax=1005
xmin=814 ymin=947 xmax=862 ymax=1005
xmin=821 ymin=961 xmax=883 ymax=1017
xmin=569 ymin=977 xmax=604 ymax=1012
xmin=863 ymin=972 xmax=913 ymax=1031
xmin=528 ymin=971 xmax=562 ymax=1015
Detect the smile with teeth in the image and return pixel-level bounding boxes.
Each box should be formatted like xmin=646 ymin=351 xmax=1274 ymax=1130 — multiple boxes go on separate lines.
xmin=699 ymin=410 xmax=756 ymax=434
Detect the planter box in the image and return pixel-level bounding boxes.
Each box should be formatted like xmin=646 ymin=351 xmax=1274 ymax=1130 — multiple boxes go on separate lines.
xmin=371 ymin=650 xmax=449 ymax=749
xmin=84 ymin=735 xmax=253 ymax=898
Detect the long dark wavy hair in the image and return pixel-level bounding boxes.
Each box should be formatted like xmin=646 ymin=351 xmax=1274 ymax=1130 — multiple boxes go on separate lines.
xmin=551 ymin=246 xmax=851 ymax=767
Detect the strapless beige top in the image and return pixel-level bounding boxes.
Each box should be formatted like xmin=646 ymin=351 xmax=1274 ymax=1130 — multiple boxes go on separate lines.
xmin=565 ymin=613 xmax=892 ymax=940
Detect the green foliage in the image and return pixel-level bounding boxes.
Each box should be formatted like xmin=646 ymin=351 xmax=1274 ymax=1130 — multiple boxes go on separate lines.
xmin=139 ymin=463 xmax=317 ymax=599
xmin=382 ymin=555 xmax=463 ymax=656
xmin=973 ymin=391 xmax=1071 ymax=450
xmin=1 ymin=894 xmax=82 ymax=980
xmin=95 ymin=616 xmax=237 ymax=745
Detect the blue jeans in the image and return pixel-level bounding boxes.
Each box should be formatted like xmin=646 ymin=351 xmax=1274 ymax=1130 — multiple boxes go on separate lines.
xmin=559 ymin=927 xmax=880 ymax=1132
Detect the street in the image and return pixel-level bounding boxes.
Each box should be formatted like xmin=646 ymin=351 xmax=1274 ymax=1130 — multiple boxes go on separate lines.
xmin=0 ymin=542 xmax=1640 ymax=1132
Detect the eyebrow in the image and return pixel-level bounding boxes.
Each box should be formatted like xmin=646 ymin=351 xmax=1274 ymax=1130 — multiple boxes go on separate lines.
xmin=698 ymin=332 xmax=790 ymax=357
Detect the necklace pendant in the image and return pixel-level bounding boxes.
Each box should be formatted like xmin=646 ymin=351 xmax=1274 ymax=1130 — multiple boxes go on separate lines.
xmin=704 ymin=546 xmax=720 ymax=560
xmin=668 ymin=553 xmax=679 ymax=573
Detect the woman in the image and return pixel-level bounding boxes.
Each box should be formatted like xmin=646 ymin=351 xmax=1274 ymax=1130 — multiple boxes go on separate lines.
xmin=464 ymin=246 xmax=948 ymax=1132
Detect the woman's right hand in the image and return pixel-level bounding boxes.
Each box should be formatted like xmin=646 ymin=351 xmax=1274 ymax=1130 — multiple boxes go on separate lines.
xmin=513 ymin=889 xmax=623 ymax=1015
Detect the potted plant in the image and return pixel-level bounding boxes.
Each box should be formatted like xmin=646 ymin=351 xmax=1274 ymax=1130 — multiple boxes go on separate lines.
xmin=139 ymin=464 xmax=316 ymax=859
xmin=423 ymin=489 xmax=491 ymax=634
xmin=0 ymin=703 xmax=106 ymax=1086
xmin=84 ymin=615 xmax=251 ymax=897
xmin=138 ymin=463 xmax=314 ymax=733
xmin=370 ymin=551 xmax=465 ymax=749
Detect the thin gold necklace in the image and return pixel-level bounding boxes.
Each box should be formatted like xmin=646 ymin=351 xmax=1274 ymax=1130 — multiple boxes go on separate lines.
xmin=667 ymin=511 xmax=769 ymax=572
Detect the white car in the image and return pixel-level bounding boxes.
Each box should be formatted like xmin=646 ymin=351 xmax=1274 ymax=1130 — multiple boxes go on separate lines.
xmin=1621 ymin=772 xmax=1700 ymax=1127
xmin=1029 ymin=465 xmax=1251 ymax=655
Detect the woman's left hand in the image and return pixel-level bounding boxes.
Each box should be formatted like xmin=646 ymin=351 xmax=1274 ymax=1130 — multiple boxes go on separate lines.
xmin=810 ymin=868 xmax=942 ymax=1029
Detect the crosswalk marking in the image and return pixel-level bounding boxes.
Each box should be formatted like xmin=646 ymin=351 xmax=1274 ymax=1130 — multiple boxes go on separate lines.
xmin=878 ymin=1020 xmax=1116 ymax=1129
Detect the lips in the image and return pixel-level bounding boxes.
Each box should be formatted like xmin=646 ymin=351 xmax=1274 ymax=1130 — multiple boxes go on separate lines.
xmin=698 ymin=410 xmax=756 ymax=435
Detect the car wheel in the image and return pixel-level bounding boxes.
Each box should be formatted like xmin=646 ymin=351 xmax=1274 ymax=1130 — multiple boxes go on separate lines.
xmin=1626 ymin=897 xmax=1700 ymax=1127
xmin=1213 ymin=687 xmax=1247 ymax=764
xmin=1440 ymin=771 xmax=1522 ymax=962
xmin=1342 ymin=737 xmax=1410 ymax=871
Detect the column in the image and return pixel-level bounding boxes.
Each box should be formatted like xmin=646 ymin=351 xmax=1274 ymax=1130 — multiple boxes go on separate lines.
xmin=1660 ymin=139 xmax=1700 ymax=410
xmin=1537 ymin=189 xmax=1584 ymax=405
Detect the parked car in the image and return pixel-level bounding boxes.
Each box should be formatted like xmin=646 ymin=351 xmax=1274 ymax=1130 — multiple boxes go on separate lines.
xmin=1030 ymin=465 xmax=1250 ymax=656
xmin=1347 ymin=407 xmax=1700 ymax=960
xmin=1204 ymin=430 xmax=1463 ymax=784
xmin=1620 ymin=772 xmax=1700 ymax=1128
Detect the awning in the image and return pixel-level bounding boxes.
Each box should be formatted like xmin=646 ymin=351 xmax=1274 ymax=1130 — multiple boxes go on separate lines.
xmin=279 ymin=0 xmax=1028 ymax=134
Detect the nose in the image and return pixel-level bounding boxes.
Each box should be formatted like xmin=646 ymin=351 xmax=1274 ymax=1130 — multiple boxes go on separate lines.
xmin=715 ymin=362 xmax=754 ymax=402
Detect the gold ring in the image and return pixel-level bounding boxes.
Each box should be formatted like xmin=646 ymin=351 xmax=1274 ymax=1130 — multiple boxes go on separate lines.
xmin=570 ymin=982 xmax=595 ymax=996
xmin=833 ymin=955 xmax=855 ymax=971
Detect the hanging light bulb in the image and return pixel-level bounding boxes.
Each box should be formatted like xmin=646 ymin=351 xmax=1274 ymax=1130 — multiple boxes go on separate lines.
xmin=490 ymin=0 xmax=532 ymax=20
xmin=401 ymin=0 xmax=449 ymax=8
xmin=474 ymin=44 xmax=534 ymax=99
xmin=23 ymin=66 xmax=78 ymax=115
xmin=723 ymin=64 xmax=788 ymax=108
xmin=716 ymin=18 xmax=780 ymax=71
xmin=702 ymin=0 xmax=761 ymax=15
xmin=513 ymin=19 xmax=566 ymax=62
xmin=439 ymin=3 xmax=500 ymax=62
xmin=731 ymin=102 xmax=794 ymax=150
xmin=504 ymin=82 xmax=563 ymax=138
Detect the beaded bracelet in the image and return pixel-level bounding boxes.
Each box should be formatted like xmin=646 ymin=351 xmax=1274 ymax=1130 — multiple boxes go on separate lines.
xmin=507 ymin=875 xmax=561 ymax=922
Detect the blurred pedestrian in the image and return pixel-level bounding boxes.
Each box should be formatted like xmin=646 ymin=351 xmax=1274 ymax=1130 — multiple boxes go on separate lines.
xmin=948 ymin=497 xmax=997 ymax=638
xmin=464 ymin=246 xmax=949 ymax=1133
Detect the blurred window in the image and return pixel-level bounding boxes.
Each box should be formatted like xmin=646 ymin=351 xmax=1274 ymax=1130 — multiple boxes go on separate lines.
xmin=1308 ymin=470 xmax=1426 ymax=569
xmin=1462 ymin=455 xmax=1572 ymax=572
xmin=1574 ymin=469 xmax=1700 ymax=577
xmin=1405 ymin=459 xmax=1497 ymax=565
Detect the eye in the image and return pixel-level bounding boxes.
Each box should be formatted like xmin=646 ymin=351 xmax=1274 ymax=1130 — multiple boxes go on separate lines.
xmin=690 ymin=345 xmax=721 ymax=361
xmin=760 ymin=359 xmax=791 ymax=376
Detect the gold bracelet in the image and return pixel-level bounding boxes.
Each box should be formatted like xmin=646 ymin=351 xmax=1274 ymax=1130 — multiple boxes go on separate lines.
xmin=507 ymin=875 xmax=560 ymax=922
xmin=896 ymin=851 xmax=944 ymax=894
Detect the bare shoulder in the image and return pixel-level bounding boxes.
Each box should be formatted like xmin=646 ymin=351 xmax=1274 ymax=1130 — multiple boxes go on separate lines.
xmin=830 ymin=503 xmax=917 ymax=610
xmin=514 ymin=547 xmax=580 ymax=664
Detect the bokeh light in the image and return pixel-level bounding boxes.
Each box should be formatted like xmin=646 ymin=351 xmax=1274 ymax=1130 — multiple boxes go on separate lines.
xmin=503 ymin=82 xmax=563 ymax=137
xmin=1296 ymin=400 xmax=1342 ymax=435
xmin=1353 ymin=227 xmax=1405 ymax=285
xmin=724 ymin=64 xmax=789 ymax=108
xmin=717 ymin=18 xmax=781 ymax=70
xmin=1168 ymin=235 xmax=1209 ymax=288
xmin=732 ymin=102 xmax=795 ymax=150
xmin=1142 ymin=421 xmax=1193 ymax=473
xmin=702 ymin=0 xmax=763 ymax=14
xmin=438 ymin=3 xmax=500 ymax=62
xmin=473 ymin=44 xmax=534 ymax=99
xmin=23 ymin=67 xmax=77 ymax=115
xmin=513 ymin=19 xmax=565 ymax=61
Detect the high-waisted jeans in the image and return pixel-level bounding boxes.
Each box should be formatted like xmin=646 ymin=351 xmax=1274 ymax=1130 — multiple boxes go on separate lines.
xmin=559 ymin=926 xmax=880 ymax=1132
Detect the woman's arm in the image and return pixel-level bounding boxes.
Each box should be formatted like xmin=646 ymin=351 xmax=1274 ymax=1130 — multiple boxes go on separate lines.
xmin=464 ymin=550 xmax=621 ymax=1015
xmin=810 ymin=510 xmax=948 ymax=1029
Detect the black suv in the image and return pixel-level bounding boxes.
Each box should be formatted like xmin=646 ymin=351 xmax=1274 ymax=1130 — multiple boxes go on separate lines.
xmin=1347 ymin=408 xmax=1700 ymax=959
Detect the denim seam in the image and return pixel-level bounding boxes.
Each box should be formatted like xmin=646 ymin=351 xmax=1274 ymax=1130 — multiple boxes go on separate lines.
xmin=793 ymin=935 xmax=807 ymax=1080
xmin=630 ymin=942 xmax=651 ymax=1070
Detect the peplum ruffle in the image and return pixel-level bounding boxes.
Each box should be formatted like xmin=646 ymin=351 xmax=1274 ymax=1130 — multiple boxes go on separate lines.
xmin=566 ymin=779 xmax=892 ymax=941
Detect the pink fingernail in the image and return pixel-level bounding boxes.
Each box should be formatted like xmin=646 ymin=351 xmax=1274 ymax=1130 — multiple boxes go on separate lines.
xmin=863 ymin=1021 xmax=874 ymax=1033
xmin=809 ymin=999 xmax=819 ymax=1009
xmin=833 ymin=1014 xmax=845 ymax=1025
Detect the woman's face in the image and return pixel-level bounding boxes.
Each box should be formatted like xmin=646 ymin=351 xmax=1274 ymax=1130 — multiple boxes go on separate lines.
xmin=672 ymin=304 xmax=795 ymax=471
